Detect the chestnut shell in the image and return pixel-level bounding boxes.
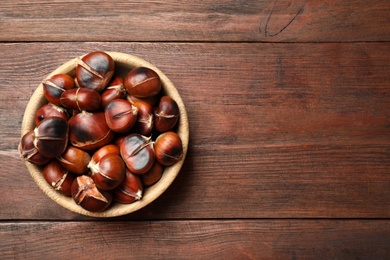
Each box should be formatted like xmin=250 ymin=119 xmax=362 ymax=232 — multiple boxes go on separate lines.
xmin=76 ymin=51 xmax=115 ymax=92
xmin=33 ymin=117 xmax=69 ymax=158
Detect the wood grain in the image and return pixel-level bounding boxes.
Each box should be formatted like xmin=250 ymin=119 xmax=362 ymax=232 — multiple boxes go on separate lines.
xmin=0 ymin=42 xmax=389 ymax=220
xmin=0 ymin=0 xmax=389 ymax=42
xmin=1 ymin=220 xmax=389 ymax=259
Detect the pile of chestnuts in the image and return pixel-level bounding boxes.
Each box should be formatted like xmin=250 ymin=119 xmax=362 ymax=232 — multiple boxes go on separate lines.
xmin=19 ymin=51 xmax=184 ymax=212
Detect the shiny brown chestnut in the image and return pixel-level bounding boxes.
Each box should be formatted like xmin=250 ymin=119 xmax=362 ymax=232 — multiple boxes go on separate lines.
xmin=57 ymin=146 xmax=91 ymax=175
xmin=101 ymin=76 xmax=126 ymax=108
xmin=88 ymin=153 xmax=125 ymax=190
xmin=119 ymin=134 xmax=154 ymax=174
xmin=33 ymin=117 xmax=69 ymax=158
xmin=68 ymin=111 xmax=114 ymax=151
xmin=133 ymin=100 xmax=154 ymax=135
xmin=43 ymin=160 xmax=74 ymax=196
xmin=19 ymin=130 xmax=51 ymax=166
xmin=34 ymin=103 xmax=69 ymax=126
xmin=76 ymin=51 xmax=115 ymax=92
xmin=71 ymin=175 xmax=113 ymax=212
xmin=42 ymin=74 xmax=75 ymax=106
xmin=154 ymin=96 xmax=179 ymax=132
xmin=60 ymin=88 xmax=101 ymax=111
xmin=124 ymin=67 xmax=161 ymax=98
xmin=154 ymin=131 xmax=183 ymax=166
xmin=104 ymin=99 xmax=138 ymax=133
xmin=113 ymin=168 xmax=143 ymax=204
xmin=141 ymin=162 xmax=163 ymax=187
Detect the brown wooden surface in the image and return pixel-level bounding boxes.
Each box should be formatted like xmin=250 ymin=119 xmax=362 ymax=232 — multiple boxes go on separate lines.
xmin=1 ymin=0 xmax=389 ymax=259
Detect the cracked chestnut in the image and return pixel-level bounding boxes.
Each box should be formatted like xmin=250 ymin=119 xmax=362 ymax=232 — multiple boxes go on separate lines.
xmin=124 ymin=67 xmax=161 ymax=98
xmin=57 ymin=146 xmax=91 ymax=175
xmin=43 ymin=160 xmax=74 ymax=196
xmin=104 ymin=99 xmax=138 ymax=133
xmin=71 ymin=175 xmax=113 ymax=212
xmin=88 ymin=153 xmax=126 ymax=190
xmin=42 ymin=74 xmax=75 ymax=106
xmin=60 ymin=88 xmax=101 ymax=112
xmin=76 ymin=51 xmax=115 ymax=92
xmin=133 ymin=100 xmax=154 ymax=136
xmin=33 ymin=117 xmax=69 ymax=158
xmin=154 ymin=96 xmax=179 ymax=132
xmin=19 ymin=130 xmax=51 ymax=166
xmin=34 ymin=103 xmax=69 ymax=126
xmin=101 ymin=76 xmax=126 ymax=108
xmin=113 ymin=168 xmax=143 ymax=204
xmin=68 ymin=111 xmax=114 ymax=151
xmin=119 ymin=134 xmax=154 ymax=174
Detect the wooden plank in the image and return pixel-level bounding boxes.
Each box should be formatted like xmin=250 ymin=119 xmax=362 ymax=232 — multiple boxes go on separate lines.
xmin=0 ymin=42 xmax=389 ymax=220
xmin=1 ymin=220 xmax=389 ymax=259
xmin=0 ymin=0 xmax=389 ymax=42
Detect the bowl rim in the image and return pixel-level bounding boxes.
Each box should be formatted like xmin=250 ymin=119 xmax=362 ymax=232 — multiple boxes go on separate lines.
xmin=21 ymin=51 xmax=189 ymax=218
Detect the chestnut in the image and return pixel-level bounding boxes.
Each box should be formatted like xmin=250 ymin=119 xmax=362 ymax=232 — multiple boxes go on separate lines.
xmin=119 ymin=134 xmax=154 ymax=174
xmin=133 ymin=100 xmax=154 ymax=135
xmin=141 ymin=162 xmax=163 ymax=187
xmin=60 ymin=88 xmax=101 ymax=111
xmin=33 ymin=117 xmax=69 ymax=158
xmin=124 ymin=67 xmax=161 ymax=98
xmin=76 ymin=51 xmax=114 ymax=92
xmin=19 ymin=130 xmax=51 ymax=166
xmin=104 ymin=99 xmax=138 ymax=133
xmin=34 ymin=103 xmax=69 ymax=126
xmin=113 ymin=168 xmax=143 ymax=204
xmin=154 ymin=96 xmax=179 ymax=132
xmin=101 ymin=76 xmax=126 ymax=108
xmin=57 ymin=146 xmax=91 ymax=175
xmin=88 ymin=153 xmax=125 ymax=190
xmin=43 ymin=160 xmax=74 ymax=196
xmin=68 ymin=111 xmax=114 ymax=151
xmin=42 ymin=74 xmax=75 ymax=106
xmin=154 ymin=131 xmax=183 ymax=166
xmin=71 ymin=175 xmax=113 ymax=212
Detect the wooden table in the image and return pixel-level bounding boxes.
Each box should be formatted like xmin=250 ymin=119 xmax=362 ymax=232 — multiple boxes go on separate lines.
xmin=1 ymin=1 xmax=389 ymax=259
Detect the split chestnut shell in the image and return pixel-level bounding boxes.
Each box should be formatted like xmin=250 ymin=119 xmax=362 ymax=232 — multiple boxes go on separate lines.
xmin=33 ymin=117 xmax=69 ymax=158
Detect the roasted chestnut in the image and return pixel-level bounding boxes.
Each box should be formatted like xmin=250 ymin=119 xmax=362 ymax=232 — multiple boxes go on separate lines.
xmin=101 ymin=76 xmax=126 ymax=108
xmin=141 ymin=162 xmax=163 ymax=187
xmin=88 ymin=153 xmax=125 ymax=190
xmin=68 ymin=111 xmax=114 ymax=151
xmin=43 ymin=160 xmax=74 ymax=196
xmin=133 ymin=100 xmax=154 ymax=135
xmin=34 ymin=103 xmax=69 ymax=126
xmin=42 ymin=74 xmax=75 ymax=106
xmin=104 ymin=99 xmax=138 ymax=133
xmin=19 ymin=130 xmax=51 ymax=166
xmin=119 ymin=134 xmax=154 ymax=174
xmin=113 ymin=168 xmax=143 ymax=204
xmin=57 ymin=146 xmax=91 ymax=175
xmin=76 ymin=51 xmax=115 ymax=92
xmin=124 ymin=67 xmax=161 ymax=98
xmin=154 ymin=96 xmax=179 ymax=132
xmin=154 ymin=131 xmax=183 ymax=166
xmin=60 ymin=88 xmax=101 ymax=111
xmin=71 ymin=175 xmax=113 ymax=212
xmin=33 ymin=117 xmax=69 ymax=158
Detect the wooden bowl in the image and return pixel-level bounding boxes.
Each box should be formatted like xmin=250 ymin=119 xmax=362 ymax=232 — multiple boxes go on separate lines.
xmin=21 ymin=52 xmax=189 ymax=217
